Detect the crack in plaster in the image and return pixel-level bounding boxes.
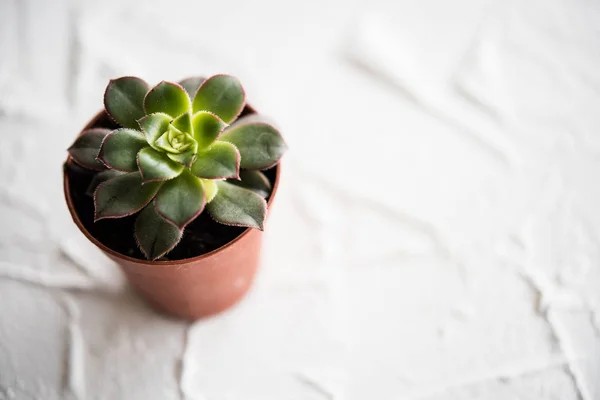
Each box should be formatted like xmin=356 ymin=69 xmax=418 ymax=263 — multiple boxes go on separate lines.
xmin=518 ymin=269 xmax=592 ymax=400
xmin=295 ymin=373 xmax=335 ymax=400
xmin=588 ymin=307 xmax=600 ymax=339
xmin=178 ymin=324 xmax=206 ymax=400
xmin=344 ymin=16 xmax=517 ymax=168
xmin=60 ymin=294 xmax=86 ymax=400
xmin=0 ymin=261 xmax=97 ymax=291
xmin=411 ymin=355 xmax=579 ymax=400
xmin=177 ymin=325 xmax=190 ymax=400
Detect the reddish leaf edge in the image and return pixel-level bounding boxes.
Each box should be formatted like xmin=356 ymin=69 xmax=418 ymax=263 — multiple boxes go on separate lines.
xmin=193 ymin=74 xmax=247 ymax=123
xmin=193 ymin=110 xmax=228 ymax=144
xmin=136 ymin=152 xmax=182 ymax=184
xmin=103 ymin=76 xmax=150 ymax=127
xmin=96 ymin=128 xmax=145 ymax=172
xmin=143 ymin=80 xmax=191 ymax=118
xmin=206 ymin=187 xmax=267 ymax=231
xmin=92 ymin=176 xmax=160 ymax=222
xmin=168 ymin=152 xmax=198 ymax=169
xmin=133 ymin=209 xmax=183 ymax=261
xmin=153 ymin=189 xmax=207 ymax=230
xmin=194 ymin=143 xmax=241 ymax=180
xmin=221 ymin=121 xmax=288 ymax=170
xmin=67 ymin=128 xmax=112 ymax=171
xmin=137 ymin=112 xmax=173 ymax=133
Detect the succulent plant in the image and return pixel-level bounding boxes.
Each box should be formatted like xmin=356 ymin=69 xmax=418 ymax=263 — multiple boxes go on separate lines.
xmin=68 ymin=75 xmax=286 ymax=260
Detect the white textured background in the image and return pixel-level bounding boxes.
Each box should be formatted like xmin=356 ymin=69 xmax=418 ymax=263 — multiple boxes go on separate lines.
xmin=1 ymin=0 xmax=600 ymax=399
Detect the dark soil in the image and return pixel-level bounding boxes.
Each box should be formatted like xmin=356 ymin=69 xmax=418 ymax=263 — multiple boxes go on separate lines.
xmin=65 ymin=107 xmax=277 ymax=261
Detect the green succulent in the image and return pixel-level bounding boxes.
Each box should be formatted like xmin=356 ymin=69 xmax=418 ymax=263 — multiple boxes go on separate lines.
xmin=68 ymin=75 xmax=286 ymax=260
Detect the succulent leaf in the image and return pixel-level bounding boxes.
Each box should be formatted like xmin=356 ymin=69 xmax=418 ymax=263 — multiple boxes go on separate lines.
xmin=138 ymin=113 xmax=172 ymax=148
xmin=137 ymin=147 xmax=185 ymax=183
xmin=94 ymin=172 xmax=162 ymax=221
xmin=144 ymin=81 xmax=190 ymax=118
xmin=166 ymin=148 xmax=197 ymax=168
xmin=104 ymin=77 xmax=149 ymax=129
xmin=191 ymin=141 xmax=240 ymax=179
xmin=155 ymin=131 xmax=178 ymax=153
xmin=201 ymin=179 xmax=218 ymax=203
xmin=229 ymin=170 xmax=272 ymax=198
xmin=164 ymin=134 xmax=198 ymax=167
xmin=220 ymin=122 xmax=287 ymax=170
xmin=179 ymin=76 xmax=205 ymax=97
xmin=98 ymin=129 xmax=148 ymax=171
xmin=191 ymin=111 xmax=226 ymax=148
xmin=68 ymin=128 xmax=110 ymax=170
xmin=172 ymin=112 xmax=192 ymax=134
xmin=155 ymin=171 xmax=205 ymax=229
xmin=135 ymin=204 xmax=182 ymax=261
xmin=76 ymin=73 xmax=286 ymax=260
xmin=156 ymin=126 xmax=195 ymax=153
xmin=206 ymin=181 xmax=267 ymax=230
xmin=192 ymin=75 xmax=245 ymax=123
xmin=86 ymin=170 xmax=124 ymax=197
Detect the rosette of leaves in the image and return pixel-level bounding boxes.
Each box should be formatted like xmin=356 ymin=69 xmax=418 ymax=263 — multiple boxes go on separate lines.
xmin=68 ymin=75 xmax=286 ymax=260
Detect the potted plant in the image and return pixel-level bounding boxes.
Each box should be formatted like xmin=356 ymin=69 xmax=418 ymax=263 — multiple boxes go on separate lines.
xmin=64 ymin=75 xmax=286 ymax=320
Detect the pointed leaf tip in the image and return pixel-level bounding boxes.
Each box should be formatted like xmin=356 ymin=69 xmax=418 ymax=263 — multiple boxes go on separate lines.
xmin=137 ymin=147 xmax=185 ymax=183
xmin=104 ymin=77 xmax=149 ymax=129
xmin=206 ymin=181 xmax=267 ymax=230
xmin=191 ymin=111 xmax=226 ymax=148
xmin=138 ymin=113 xmax=172 ymax=148
xmin=179 ymin=76 xmax=205 ymax=97
xmin=68 ymin=128 xmax=111 ymax=170
xmin=230 ymin=170 xmax=272 ymax=198
xmin=94 ymin=172 xmax=162 ymax=221
xmin=144 ymin=81 xmax=191 ymax=118
xmin=219 ymin=122 xmax=286 ymax=170
xmin=191 ymin=141 xmax=240 ymax=179
xmin=172 ymin=112 xmax=192 ymax=135
xmin=135 ymin=204 xmax=182 ymax=260
xmin=192 ymin=75 xmax=245 ymax=123
xmin=97 ymin=128 xmax=147 ymax=171
xmin=155 ymin=172 xmax=206 ymax=229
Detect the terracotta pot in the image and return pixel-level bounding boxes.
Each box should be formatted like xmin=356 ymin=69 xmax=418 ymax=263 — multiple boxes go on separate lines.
xmin=63 ymin=111 xmax=280 ymax=320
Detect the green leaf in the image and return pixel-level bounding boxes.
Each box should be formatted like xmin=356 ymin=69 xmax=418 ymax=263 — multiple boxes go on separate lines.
xmin=104 ymin=77 xmax=149 ymax=129
xmin=94 ymin=172 xmax=162 ymax=220
xmin=201 ymin=179 xmax=218 ymax=203
xmin=155 ymin=171 xmax=205 ymax=228
xmin=179 ymin=76 xmax=205 ymax=97
xmin=155 ymin=131 xmax=177 ymax=153
xmin=155 ymin=126 xmax=195 ymax=154
xmin=230 ymin=170 xmax=272 ymax=198
xmin=207 ymin=181 xmax=267 ymax=230
xmin=97 ymin=129 xmax=147 ymax=171
xmin=138 ymin=113 xmax=172 ymax=148
xmin=172 ymin=112 xmax=192 ymax=134
xmin=191 ymin=111 xmax=226 ymax=148
xmin=166 ymin=139 xmax=198 ymax=168
xmin=191 ymin=141 xmax=240 ymax=179
xmin=135 ymin=204 xmax=182 ymax=260
xmin=219 ymin=122 xmax=287 ymax=170
xmin=192 ymin=75 xmax=245 ymax=123
xmin=144 ymin=81 xmax=191 ymax=118
xmin=86 ymin=170 xmax=124 ymax=197
xmin=68 ymin=128 xmax=110 ymax=170
xmin=137 ymin=147 xmax=184 ymax=183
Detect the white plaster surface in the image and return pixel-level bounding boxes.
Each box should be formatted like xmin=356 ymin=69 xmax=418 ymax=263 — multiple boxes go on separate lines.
xmin=0 ymin=0 xmax=599 ymax=398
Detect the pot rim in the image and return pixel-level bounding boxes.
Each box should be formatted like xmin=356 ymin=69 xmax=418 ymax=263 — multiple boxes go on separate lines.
xmin=63 ymin=110 xmax=281 ymax=267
